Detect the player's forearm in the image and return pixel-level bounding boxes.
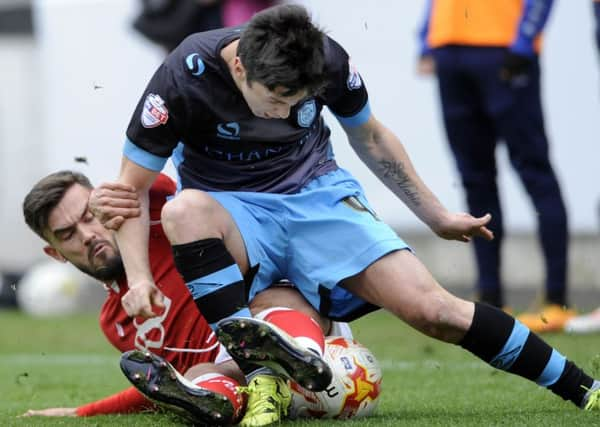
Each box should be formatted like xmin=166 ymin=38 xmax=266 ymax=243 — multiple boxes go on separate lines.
xmin=115 ymin=156 xmax=158 ymax=285
xmin=115 ymin=189 xmax=153 ymax=284
xmin=76 ymin=386 xmax=154 ymax=416
xmin=348 ymin=117 xmax=448 ymax=229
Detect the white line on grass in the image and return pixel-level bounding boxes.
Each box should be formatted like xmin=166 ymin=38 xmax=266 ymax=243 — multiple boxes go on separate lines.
xmin=0 ymin=354 xmax=117 ymax=365
xmin=379 ymin=359 xmax=491 ymax=371
xmin=0 ymin=354 xmax=491 ymax=371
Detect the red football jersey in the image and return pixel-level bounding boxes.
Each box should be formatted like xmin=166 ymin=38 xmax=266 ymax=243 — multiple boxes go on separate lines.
xmin=99 ymin=174 xmax=219 ymax=372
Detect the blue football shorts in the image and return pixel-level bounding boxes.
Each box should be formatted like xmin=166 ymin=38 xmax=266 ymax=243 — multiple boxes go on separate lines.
xmin=208 ymin=168 xmax=410 ymax=321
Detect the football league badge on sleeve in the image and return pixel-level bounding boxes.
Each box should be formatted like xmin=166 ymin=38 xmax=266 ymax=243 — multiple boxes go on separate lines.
xmin=347 ymin=59 xmax=363 ymax=91
xmin=141 ymin=93 xmax=169 ymax=128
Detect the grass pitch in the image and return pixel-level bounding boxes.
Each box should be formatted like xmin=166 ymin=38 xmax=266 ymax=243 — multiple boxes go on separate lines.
xmin=1 ymin=309 xmax=599 ymax=426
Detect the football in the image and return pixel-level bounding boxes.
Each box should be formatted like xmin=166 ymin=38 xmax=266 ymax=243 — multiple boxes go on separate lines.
xmin=16 ymin=260 xmax=102 ymax=317
xmin=289 ymin=336 xmax=382 ymax=419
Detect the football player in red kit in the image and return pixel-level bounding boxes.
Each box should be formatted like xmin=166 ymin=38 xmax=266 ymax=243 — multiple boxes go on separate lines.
xmin=21 ymin=171 xmax=336 ymax=425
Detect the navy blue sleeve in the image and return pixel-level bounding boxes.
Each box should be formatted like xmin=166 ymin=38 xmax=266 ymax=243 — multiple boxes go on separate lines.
xmin=417 ymin=0 xmax=433 ymax=56
xmin=124 ymin=63 xmax=188 ymax=171
xmin=595 ymin=1 xmax=600 ymax=52
xmin=322 ymin=37 xmax=371 ymax=128
xmin=511 ymin=0 xmax=555 ymax=56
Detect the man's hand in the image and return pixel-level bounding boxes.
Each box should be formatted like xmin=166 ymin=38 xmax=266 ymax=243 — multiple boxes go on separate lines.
xmin=122 ymin=280 xmax=165 ymax=318
xmin=20 ymin=407 xmax=77 ymax=417
xmin=89 ymin=182 xmax=141 ymax=230
xmin=416 ymin=54 xmax=435 ymax=76
xmin=499 ymin=51 xmax=533 ymax=86
xmin=432 ymin=212 xmax=494 ymax=243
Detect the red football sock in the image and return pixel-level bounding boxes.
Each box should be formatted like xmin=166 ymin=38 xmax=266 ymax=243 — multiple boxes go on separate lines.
xmin=76 ymin=386 xmax=154 ymax=416
xmin=257 ymin=307 xmax=325 ymax=356
xmin=192 ymin=373 xmax=246 ymax=422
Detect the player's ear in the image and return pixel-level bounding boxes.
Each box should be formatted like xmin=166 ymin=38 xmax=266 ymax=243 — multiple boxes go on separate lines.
xmin=43 ymin=245 xmax=67 ymax=263
xmin=233 ymin=57 xmax=246 ymax=80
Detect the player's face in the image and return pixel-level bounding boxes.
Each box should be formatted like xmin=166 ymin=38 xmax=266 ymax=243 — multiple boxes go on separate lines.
xmin=43 ymin=184 xmax=124 ymax=281
xmin=230 ymin=55 xmax=307 ymax=119
xmin=241 ymin=80 xmax=307 ymax=120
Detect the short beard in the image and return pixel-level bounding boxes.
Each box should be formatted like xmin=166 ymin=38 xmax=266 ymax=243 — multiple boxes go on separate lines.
xmin=74 ymin=255 xmax=125 ymax=282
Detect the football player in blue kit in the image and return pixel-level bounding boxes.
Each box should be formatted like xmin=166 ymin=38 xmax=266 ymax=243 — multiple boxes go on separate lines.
xmin=94 ymin=4 xmax=600 ymax=426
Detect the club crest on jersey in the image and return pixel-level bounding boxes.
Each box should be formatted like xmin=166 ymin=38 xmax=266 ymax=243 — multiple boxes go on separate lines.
xmin=347 ymin=59 xmax=362 ymax=90
xmin=297 ymin=99 xmax=316 ymax=128
xmin=141 ymin=93 xmax=169 ymax=128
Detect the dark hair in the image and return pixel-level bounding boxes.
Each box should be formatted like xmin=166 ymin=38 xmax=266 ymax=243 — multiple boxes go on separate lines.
xmin=237 ymin=4 xmax=328 ymax=97
xmin=23 ymin=170 xmax=93 ymax=240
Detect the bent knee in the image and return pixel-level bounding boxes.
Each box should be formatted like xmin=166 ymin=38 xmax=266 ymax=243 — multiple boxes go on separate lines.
xmin=161 ymin=190 xmax=218 ymax=223
xmin=161 ymin=190 xmax=230 ymax=240
xmin=249 ymin=286 xmax=331 ymax=334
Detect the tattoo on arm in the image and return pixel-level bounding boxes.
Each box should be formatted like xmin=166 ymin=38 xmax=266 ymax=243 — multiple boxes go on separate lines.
xmin=378 ymin=159 xmax=421 ymax=206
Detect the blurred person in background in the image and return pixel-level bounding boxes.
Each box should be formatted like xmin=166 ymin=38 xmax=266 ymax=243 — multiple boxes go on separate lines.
xmin=596 ymin=0 xmax=600 ymax=52
xmin=133 ymin=0 xmax=277 ymax=53
xmin=563 ymin=0 xmax=600 ymax=335
xmin=417 ymin=0 xmax=575 ymax=333
xmin=221 ymin=0 xmax=278 ymax=27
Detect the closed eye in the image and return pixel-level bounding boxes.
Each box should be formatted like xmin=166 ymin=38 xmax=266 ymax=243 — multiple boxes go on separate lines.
xmin=55 ymin=227 xmax=75 ymax=241
xmin=52 ymin=206 xmax=90 ymax=240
